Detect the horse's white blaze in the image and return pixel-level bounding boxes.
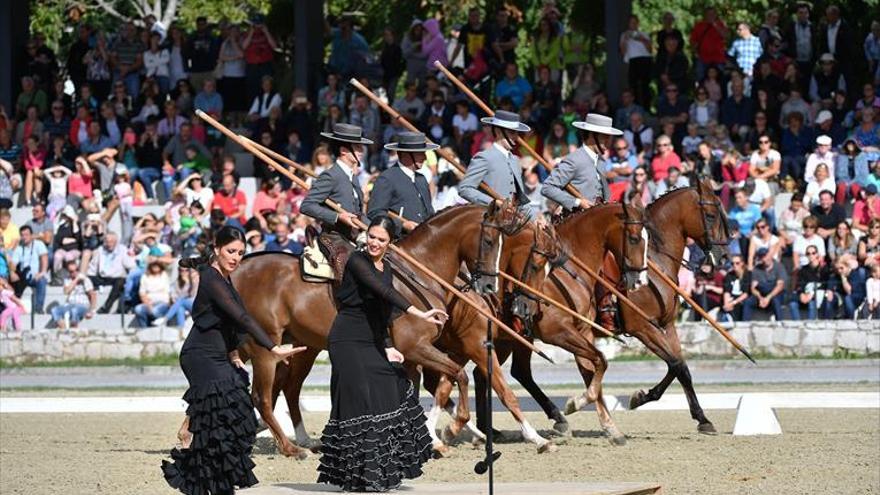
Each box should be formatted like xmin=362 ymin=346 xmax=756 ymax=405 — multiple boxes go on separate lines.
xmin=425 ymin=404 xmax=443 ymax=446
xmin=493 ymin=235 xmax=504 ymax=290
xmin=638 ymin=226 xmax=649 ymax=287
xmin=520 ymin=419 xmax=548 ymax=445
xmin=293 ymin=420 xmax=311 ymax=445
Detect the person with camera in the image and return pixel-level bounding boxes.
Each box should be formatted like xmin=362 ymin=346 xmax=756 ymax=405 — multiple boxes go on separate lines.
xmin=9 ymin=225 xmax=49 ymax=314
xmin=50 ymin=259 xmax=97 ymax=330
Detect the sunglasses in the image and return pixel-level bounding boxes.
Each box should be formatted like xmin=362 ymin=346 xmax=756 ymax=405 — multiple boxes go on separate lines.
xmin=806 ymin=251 xmax=818 ymax=256
xmin=804 ymin=225 xmax=817 ymax=230
xmin=658 ymin=143 xmax=671 ymax=147
xmin=759 ymin=139 xmax=770 ymax=144
xmin=615 ymin=146 xmax=628 ymax=151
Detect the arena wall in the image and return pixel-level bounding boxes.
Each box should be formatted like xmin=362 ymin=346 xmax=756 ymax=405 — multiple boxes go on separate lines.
xmin=0 ymin=321 xmax=878 ymax=365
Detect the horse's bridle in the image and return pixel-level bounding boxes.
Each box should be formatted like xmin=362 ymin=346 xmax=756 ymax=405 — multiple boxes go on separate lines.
xmin=472 ymin=206 xmax=529 ymax=283
xmin=620 ymin=202 xmax=648 ymax=280
xmin=509 ymin=226 xmax=567 ymax=306
xmin=694 ymin=177 xmax=731 ymax=256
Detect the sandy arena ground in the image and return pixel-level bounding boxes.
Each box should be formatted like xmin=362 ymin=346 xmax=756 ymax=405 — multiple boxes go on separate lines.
xmin=1 ymin=406 xmax=878 ymax=495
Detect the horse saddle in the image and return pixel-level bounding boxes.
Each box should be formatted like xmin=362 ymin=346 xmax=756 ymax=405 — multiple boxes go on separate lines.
xmin=301 ymin=227 xmax=354 ymax=283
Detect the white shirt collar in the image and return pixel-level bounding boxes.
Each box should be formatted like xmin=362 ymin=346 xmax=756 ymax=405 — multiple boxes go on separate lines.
xmin=398 ymin=164 xmax=416 ymax=181
xmin=582 ymin=144 xmax=599 ymax=163
xmin=337 ymin=160 xmax=355 ymax=180
xmin=493 ymin=142 xmax=511 ymax=158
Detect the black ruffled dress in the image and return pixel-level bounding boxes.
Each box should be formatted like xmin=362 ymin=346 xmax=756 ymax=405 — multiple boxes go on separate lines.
xmin=161 ymin=265 xmax=277 ymax=495
xmin=317 ymin=251 xmax=432 ymax=492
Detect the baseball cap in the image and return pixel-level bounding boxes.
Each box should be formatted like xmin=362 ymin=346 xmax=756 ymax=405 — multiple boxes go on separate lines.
xmin=815 ymin=110 xmax=832 ymax=124
xmin=756 ymin=247 xmax=770 ymax=258
xmin=816 ymin=135 xmax=832 ymax=146
xmin=866 ymin=184 xmax=878 ymax=195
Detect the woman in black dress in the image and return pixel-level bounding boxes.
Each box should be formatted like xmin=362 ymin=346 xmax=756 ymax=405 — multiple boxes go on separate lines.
xmin=317 ymin=216 xmax=447 ymax=492
xmin=162 ymin=226 xmax=304 ymax=494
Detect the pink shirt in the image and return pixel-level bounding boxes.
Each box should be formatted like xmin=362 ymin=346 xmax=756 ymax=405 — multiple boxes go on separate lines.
xmin=650 ymin=152 xmax=682 ymax=183
xmin=68 ymin=172 xmax=94 ymax=198
xmin=252 ymin=191 xmax=280 ymax=214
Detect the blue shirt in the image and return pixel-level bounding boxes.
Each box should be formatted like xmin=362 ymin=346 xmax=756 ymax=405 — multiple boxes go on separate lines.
xmin=495 ymin=76 xmax=532 ymax=108
xmin=728 ymin=204 xmax=762 ymax=236
xmin=727 ymin=36 xmax=763 ymax=76
xmin=265 ymin=238 xmax=304 ymax=256
xmin=12 ymin=240 xmax=48 ymax=277
xmin=79 ymin=135 xmax=114 ymax=154
xmin=328 ymin=28 xmax=369 ymax=76
xmin=194 ymin=91 xmax=224 ymax=115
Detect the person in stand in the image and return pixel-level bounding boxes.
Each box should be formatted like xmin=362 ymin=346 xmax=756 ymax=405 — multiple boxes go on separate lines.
xmin=162 ymin=226 xmax=304 ymax=494
xmin=316 ymin=216 xmax=445 ymax=491
xmin=542 ymin=113 xmax=621 ymax=211
xmin=367 ymin=132 xmax=437 ymax=232
xmin=301 ymin=123 xmax=371 ymax=249
xmin=458 ymin=110 xmax=532 ymax=217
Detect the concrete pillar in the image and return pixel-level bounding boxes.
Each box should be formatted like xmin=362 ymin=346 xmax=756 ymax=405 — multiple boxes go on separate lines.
xmin=604 ymin=0 xmax=632 ymax=107
xmin=0 ymin=1 xmax=30 ymax=110
xmin=293 ymin=0 xmax=325 ymax=98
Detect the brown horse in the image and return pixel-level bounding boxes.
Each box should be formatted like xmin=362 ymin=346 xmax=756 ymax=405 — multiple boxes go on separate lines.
xmin=233 ymin=203 xmax=527 ymax=458
xmin=458 ymin=203 xmax=650 ymax=445
xmin=565 ymin=180 xmax=731 ymax=435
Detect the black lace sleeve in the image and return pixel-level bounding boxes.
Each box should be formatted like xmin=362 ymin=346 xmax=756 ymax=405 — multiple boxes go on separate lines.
xmin=348 ymin=252 xmax=412 ymax=312
xmin=201 ymin=268 xmax=276 ymax=350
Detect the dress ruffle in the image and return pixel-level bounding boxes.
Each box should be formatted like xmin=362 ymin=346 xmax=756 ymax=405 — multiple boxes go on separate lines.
xmin=317 ymin=384 xmax=433 ymax=492
xmin=161 ymin=374 xmax=260 ymax=495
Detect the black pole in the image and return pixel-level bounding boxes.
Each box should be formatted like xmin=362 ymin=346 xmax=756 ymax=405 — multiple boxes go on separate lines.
xmin=30 ymin=288 xmax=35 ymax=329
xmin=473 ymin=318 xmax=500 ymax=493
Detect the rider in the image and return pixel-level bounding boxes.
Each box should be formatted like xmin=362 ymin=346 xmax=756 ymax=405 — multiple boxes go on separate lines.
xmin=458 ymin=109 xmax=534 ymax=219
xmin=541 ymin=113 xmax=622 ymax=210
xmin=542 ymin=113 xmax=625 ymax=332
xmin=367 ymin=131 xmax=437 ymax=233
xmin=300 ymin=123 xmax=372 ymax=245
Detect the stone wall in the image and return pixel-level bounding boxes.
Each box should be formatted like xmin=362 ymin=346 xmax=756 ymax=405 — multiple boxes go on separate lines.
xmin=1 ymin=320 xmax=878 ymax=365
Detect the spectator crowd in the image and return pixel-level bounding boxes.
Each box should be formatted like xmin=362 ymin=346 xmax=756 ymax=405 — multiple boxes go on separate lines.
xmin=0 ymin=2 xmax=878 ymax=332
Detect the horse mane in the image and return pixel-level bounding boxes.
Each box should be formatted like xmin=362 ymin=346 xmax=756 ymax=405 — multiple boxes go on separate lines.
xmin=551 ymin=201 xmax=622 ymax=227
xmin=405 ymin=203 xmax=482 ymax=238
xmin=242 ymin=250 xmax=301 ymax=262
xmin=644 ymin=186 xmax=700 ymax=246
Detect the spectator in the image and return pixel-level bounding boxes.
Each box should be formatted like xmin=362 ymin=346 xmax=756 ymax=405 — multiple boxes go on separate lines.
xmin=421 ymin=19 xmax=448 ymax=74
xmin=451 ymin=8 xmax=488 ymax=70
xmin=78 ymin=121 xmax=113 ymax=155
xmin=779 ymin=192 xmax=810 ymax=248
xmin=784 ymin=2 xmax=816 ymax=89
xmin=656 ymin=84 xmax=689 ymax=140
xmin=186 ymin=17 xmax=220 ymax=91
xmin=623 ymin=111 xmax=653 ymax=158
xmin=780 ymin=112 xmax=813 ymax=180
xmin=690 ymin=7 xmax=728 ymax=81
xmin=424 ymin=94 xmax=454 ymax=144
xmin=0 ymin=277 xmax=26 ymax=331
xmin=624 ymin=166 xmax=653 ymax=207
xmin=866 ymin=21 xmax=880 ymax=85
xmin=488 ymin=8 xmax=518 ymax=72
xmin=620 ymin=17 xmax=653 ymax=110
xmin=88 ymin=232 xmax=134 ymax=314
xmin=15 ymin=77 xmax=48 ymax=120
xmin=613 ymin=89 xmax=646 ymax=131
xmin=811 ymin=190 xmax=846 ymax=239
xmin=606 ymin=137 xmax=636 ymax=201
xmin=25 ymin=203 xmax=52 ymax=251
xmin=828 ymin=254 xmax=867 ymax=319
xmin=163 ymin=122 xmax=209 ymax=168
xmin=819 ymin=5 xmax=855 ymax=88
xmin=652 ymin=165 xmax=689 ymax=197
xmin=655 ymin=11 xmax=685 ymax=56
xmin=852 ymin=108 xmax=880 ymax=150
xmin=157 ymin=265 xmax=198 ymax=327
xmin=729 ymin=188 xmax=762 ymax=237
xmin=495 ymin=62 xmax=532 ymax=109
xmin=10 ymin=225 xmax=49 ymax=314
xmin=43 ymin=102 xmax=71 ymax=143
xmin=452 ymin=100 xmax=479 ymax=158
xmin=865 ymin=264 xmax=880 ymax=319
xmin=167 ymin=25 xmax=188 ymax=88
xmin=252 ymin=177 xmax=283 ymax=231
xmin=380 ymin=29 xmax=405 ymax=100
xmin=143 ymin=32 xmax=171 ymax=94
xmin=327 ymin=15 xmax=371 ymax=81
xmin=720 ymin=77 xmax=755 ymax=143
xmin=22 ymin=136 xmax=46 ymax=206
xmin=393 ymin=82 xmax=426 ymax=123
xmin=111 ymin=22 xmax=145 ymax=98
xmin=68 ymin=156 xmax=94 ymax=203
xmin=654 ymin=36 xmax=689 ymax=96
xmin=265 ymin=221 xmax=303 ymax=255
xmin=401 ymin=20 xmax=427 ymax=85
xmin=747 ymin=218 xmax=781 ymax=269
xmin=828 ymin=221 xmax=859 ymax=262
xmin=689 ymin=86 xmax=719 ymax=134
xmin=728 ymin=22 xmax=763 ymax=77
xmin=789 ymin=245 xmax=830 ymax=320
xmin=744 ymin=247 xmax=787 ymax=321
xmin=242 ymin=15 xmax=277 ymax=102
xmin=749 ymin=133 xmax=781 ymax=183
xmin=16 ymin=105 xmax=45 ymax=146
xmin=213 ymin=174 xmax=247 ymax=228
xmin=51 ymin=206 xmax=81 ymax=283
xmin=51 ymin=259 xmax=97 ymax=330
xmin=84 ymin=34 xmax=112 ymax=100
xmin=836 ymin=139 xmax=870 ymax=200
xmin=858 ymin=219 xmax=880 ymax=268
xmin=812 ymin=111 xmax=845 ymax=151
xmin=793 ymin=215 xmax=827 ymax=268
xmin=134 ymin=260 xmax=170 ymax=327
xmin=721 ymin=254 xmax=751 ymax=322
xmin=649 ymin=135 xmax=681 ymax=183
xmin=804 ymin=163 xmax=836 ymax=206
xmin=853 ymin=185 xmax=880 ymax=233
xmin=217 ymin=24 xmax=248 ymax=117
xmin=194 ymin=79 xmax=223 ymax=117
xmin=247 ymin=75 xmax=282 ymax=124
xmin=809 ymin=53 xmax=846 ymax=104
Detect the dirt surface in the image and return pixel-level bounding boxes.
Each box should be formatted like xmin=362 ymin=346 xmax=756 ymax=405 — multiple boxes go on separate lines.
xmin=1 ymin=407 xmax=878 ymax=495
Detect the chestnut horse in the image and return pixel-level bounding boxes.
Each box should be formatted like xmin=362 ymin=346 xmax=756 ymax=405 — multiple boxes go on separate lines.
xmin=233 ymin=203 xmax=527 ymax=458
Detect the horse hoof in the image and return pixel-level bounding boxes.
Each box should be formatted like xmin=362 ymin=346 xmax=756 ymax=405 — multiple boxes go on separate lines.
xmin=629 ymin=390 xmax=646 ymax=410
xmin=552 ymin=421 xmax=570 ymax=436
xmin=307 ymin=440 xmax=323 ymax=453
xmin=432 ymin=442 xmax=449 ymax=458
xmin=564 ymin=397 xmax=579 ymax=416
xmin=537 ymin=441 xmax=558 ymax=454
xmin=441 ymin=424 xmax=460 ymax=445
xmin=698 ymin=422 xmax=718 ymax=435
xmin=608 ymin=433 xmax=627 ymax=446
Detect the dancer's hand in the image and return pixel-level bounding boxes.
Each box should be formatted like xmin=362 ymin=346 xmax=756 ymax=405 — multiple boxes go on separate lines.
xmin=229 ymin=350 xmax=246 ymax=369
xmin=418 ymin=308 xmax=448 ymax=326
xmin=272 ymin=344 xmax=308 ymax=364
xmin=385 ymin=347 xmax=404 ymax=363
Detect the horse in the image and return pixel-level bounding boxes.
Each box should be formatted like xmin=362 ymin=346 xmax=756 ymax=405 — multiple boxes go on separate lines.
xmin=233 ymin=202 xmax=527 ymax=458
xmin=456 ymin=202 xmax=651 ymax=446
xmin=565 ymin=180 xmax=731 ymax=435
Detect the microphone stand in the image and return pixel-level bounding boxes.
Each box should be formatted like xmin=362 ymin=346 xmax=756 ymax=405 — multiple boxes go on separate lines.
xmin=473 ymin=316 xmax=500 ymax=494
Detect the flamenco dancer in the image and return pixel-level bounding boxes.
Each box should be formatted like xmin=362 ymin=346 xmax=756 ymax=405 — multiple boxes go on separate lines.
xmin=162 ymin=226 xmax=304 ymax=494
xmin=317 ymin=215 xmax=447 ymax=492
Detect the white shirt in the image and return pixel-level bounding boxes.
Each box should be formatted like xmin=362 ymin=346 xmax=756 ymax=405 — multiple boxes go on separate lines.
xmin=398 ymin=164 xmax=416 ymax=182
xmin=804 ymin=177 xmax=836 ymax=206
xmin=493 ymin=142 xmax=511 ymax=158
xmin=337 ymin=160 xmax=360 ymax=202
xmin=248 ymin=92 xmax=282 ymax=118
xmin=748 ymin=178 xmax=773 ymax=207
xmin=804 ymin=150 xmax=836 ymax=183
xmin=143 ymin=49 xmax=170 ymax=78
xmin=185 ymin=186 xmax=214 ymax=210
xmin=620 ymin=30 xmax=651 ymax=63
xmin=749 ymin=149 xmax=781 ymax=170
xmin=793 ymin=235 xmax=826 ymax=266
xmin=452 ymin=113 xmax=479 ymax=133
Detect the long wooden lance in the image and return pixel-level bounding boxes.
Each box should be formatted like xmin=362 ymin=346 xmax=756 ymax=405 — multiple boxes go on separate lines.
xmin=433 ymin=62 xmax=753 ymax=359
xmin=647 ymin=259 xmax=755 ymax=363
xmin=352 ymin=78 xmax=664 ymax=335
xmin=195 ymin=109 xmax=555 ymax=363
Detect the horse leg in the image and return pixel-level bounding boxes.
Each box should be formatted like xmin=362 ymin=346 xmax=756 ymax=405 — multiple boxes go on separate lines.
xmin=508 ymin=344 xmax=569 ymax=435
xmin=474 ymin=350 xmax=556 ymax=454
xmin=473 ymin=341 xmax=513 ymax=437
xmin=581 ymin=352 xmax=627 ymax=446
xmin=675 ymin=360 xmax=716 ymax=434
xmin=280 ymin=347 xmax=322 ymax=451
xmin=251 ymin=348 xmax=308 ymax=459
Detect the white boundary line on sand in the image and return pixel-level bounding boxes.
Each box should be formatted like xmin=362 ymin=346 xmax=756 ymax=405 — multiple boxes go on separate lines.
xmin=1 ymin=392 xmax=877 ymax=414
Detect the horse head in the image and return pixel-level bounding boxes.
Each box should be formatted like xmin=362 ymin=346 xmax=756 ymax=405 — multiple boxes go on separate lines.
xmin=618 ymin=201 xmax=649 ymax=291
xmin=692 ymin=177 xmax=731 ymax=271
xmin=509 ymin=221 xmax=567 ymax=323
xmin=472 ymin=199 xmax=528 ymax=295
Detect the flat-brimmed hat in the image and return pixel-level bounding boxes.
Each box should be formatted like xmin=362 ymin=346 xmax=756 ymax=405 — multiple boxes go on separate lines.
xmin=816 ymin=135 xmax=832 ymax=146
xmin=320 ymin=123 xmax=374 ymax=145
xmin=480 ymin=110 xmax=531 ymax=133
xmin=384 ymin=132 xmax=439 ymax=152
xmin=572 ymin=113 xmax=623 ymax=135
